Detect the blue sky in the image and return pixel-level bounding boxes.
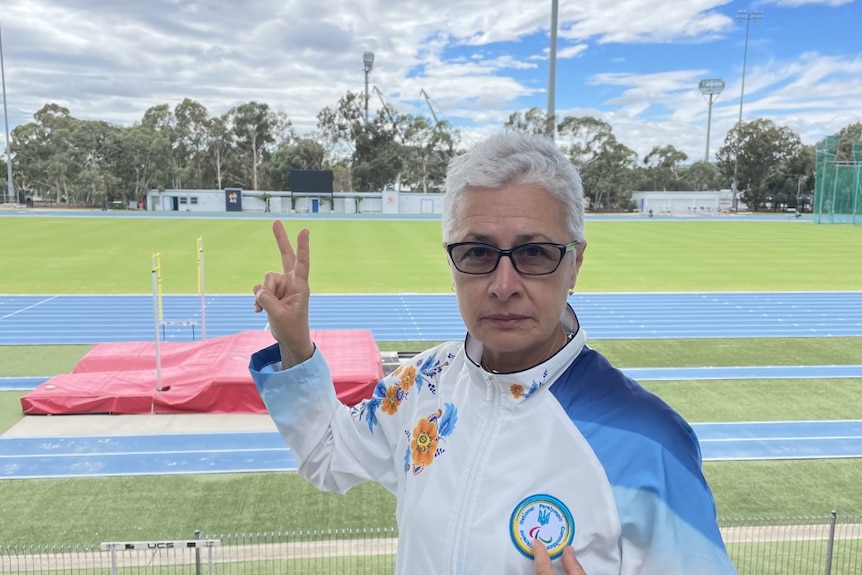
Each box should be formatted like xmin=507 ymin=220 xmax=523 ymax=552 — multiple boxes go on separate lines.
xmin=1 ymin=0 xmax=859 ymax=163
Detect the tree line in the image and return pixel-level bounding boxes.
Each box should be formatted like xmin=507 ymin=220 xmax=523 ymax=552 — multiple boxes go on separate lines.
xmin=3 ymin=93 xmax=861 ymax=211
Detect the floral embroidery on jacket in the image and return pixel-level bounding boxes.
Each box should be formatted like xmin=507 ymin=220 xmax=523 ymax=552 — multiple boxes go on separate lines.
xmin=511 ymin=380 xmax=540 ymax=400
xmin=404 ymin=403 xmax=458 ymax=475
xmin=355 ymin=351 xmax=452 ymax=434
xmin=381 ymin=384 xmax=403 ymax=415
xmin=415 ymin=352 xmax=448 ymax=394
xmin=509 ymin=368 xmax=550 ymax=401
xmin=411 ymin=418 xmax=438 ymax=467
xmin=398 ymin=365 xmax=417 ymax=391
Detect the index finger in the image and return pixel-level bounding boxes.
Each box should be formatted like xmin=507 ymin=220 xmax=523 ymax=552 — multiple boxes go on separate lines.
xmin=532 ymin=539 xmax=553 ymax=575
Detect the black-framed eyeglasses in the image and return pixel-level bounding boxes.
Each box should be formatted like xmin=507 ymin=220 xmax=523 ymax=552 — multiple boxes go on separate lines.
xmin=446 ymin=241 xmax=578 ymax=276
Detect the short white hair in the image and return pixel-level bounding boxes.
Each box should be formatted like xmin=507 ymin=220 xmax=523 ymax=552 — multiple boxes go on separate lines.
xmin=442 ymin=131 xmax=585 ymax=243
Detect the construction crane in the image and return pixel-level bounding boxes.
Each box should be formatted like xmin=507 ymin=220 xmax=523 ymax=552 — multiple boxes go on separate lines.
xmin=372 ymin=86 xmax=403 ymax=139
xmin=419 ymin=89 xmax=441 ymax=127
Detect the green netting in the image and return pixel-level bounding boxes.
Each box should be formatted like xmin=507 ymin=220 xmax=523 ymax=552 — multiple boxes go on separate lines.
xmin=814 ymin=135 xmax=862 ymax=224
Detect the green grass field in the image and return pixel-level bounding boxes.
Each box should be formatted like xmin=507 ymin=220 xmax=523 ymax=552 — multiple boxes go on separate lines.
xmin=1 ymin=214 xmax=861 ymax=548
xmin=3 ymin=216 xmax=862 ymax=293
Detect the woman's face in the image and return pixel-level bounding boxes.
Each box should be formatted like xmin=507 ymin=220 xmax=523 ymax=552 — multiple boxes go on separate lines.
xmin=446 ymin=183 xmax=586 ymax=372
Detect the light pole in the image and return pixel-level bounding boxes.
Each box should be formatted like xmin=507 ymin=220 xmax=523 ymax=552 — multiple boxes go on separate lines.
xmin=547 ymin=0 xmax=559 ymax=138
xmin=730 ymin=9 xmax=762 ymax=211
xmin=362 ymin=51 xmax=375 ymax=124
xmin=698 ymin=79 xmax=725 ymax=163
xmin=0 ymin=20 xmax=13 ymax=204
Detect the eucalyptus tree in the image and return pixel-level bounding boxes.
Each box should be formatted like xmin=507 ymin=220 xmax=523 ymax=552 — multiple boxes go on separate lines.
xmin=116 ymin=124 xmax=172 ymax=201
xmin=640 ymin=145 xmax=689 ymax=191
xmin=139 ymin=104 xmax=180 ymax=188
xmin=399 ymin=115 xmax=459 ymax=193
xmin=224 ymin=101 xmax=285 ymax=190
xmin=581 ymin=135 xmax=638 ymax=210
xmin=69 ymin=119 xmax=123 ymax=205
xmin=504 ymin=107 xmax=554 ymax=137
xmin=557 ymin=115 xmax=616 ymax=167
xmin=10 ymin=103 xmax=79 ymax=202
xmin=173 ymin=98 xmax=212 ymax=189
xmin=771 ymin=143 xmax=815 ymax=211
xmin=716 ymin=119 xmax=803 ymax=210
xmin=557 ymin=115 xmax=637 ymax=210
xmin=833 ymin=121 xmax=862 ymax=161
xmin=203 ymin=116 xmax=231 ymax=189
xmin=680 ymin=161 xmax=723 ymax=192
xmin=317 ymin=91 xmax=402 ymax=192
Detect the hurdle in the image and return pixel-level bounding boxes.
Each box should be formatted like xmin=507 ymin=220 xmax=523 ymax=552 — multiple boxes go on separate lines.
xmin=151 ymin=240 xmax=207 ymax=343
xmin=150 ymin=239 xmax=208 ymax=395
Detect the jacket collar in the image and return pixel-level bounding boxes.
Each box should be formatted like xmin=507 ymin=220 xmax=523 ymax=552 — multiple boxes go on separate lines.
xmin=464 ymin=305 xmax=586 ymax=404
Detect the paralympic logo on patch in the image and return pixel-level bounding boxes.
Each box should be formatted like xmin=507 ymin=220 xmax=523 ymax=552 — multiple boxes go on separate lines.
xmin=509 ymin=493 xmax=575 ymax=560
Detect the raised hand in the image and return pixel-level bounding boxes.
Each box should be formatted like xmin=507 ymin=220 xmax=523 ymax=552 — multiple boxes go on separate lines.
xmin=253 ymin=221 xmax=315 ymax=368
xmin=532 ymin=540 xmax=586 ymax=575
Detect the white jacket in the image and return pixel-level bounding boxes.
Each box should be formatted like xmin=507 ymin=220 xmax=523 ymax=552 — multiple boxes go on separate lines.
xmin=250 ymin=312 xmax=737 ymax=575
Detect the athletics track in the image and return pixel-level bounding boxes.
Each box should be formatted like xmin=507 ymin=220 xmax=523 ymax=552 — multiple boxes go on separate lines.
xmin=2 ymin=291 xmax=861 ymax=344
xmin=2 ymin=420 xmax=862 ymax=479
xmin=1 ymin=290 xmax=861 ymax=479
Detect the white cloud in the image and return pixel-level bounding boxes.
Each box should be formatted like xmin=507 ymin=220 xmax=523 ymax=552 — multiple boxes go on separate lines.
xmin=557 ymin=0 xmax=735 ymax=43
xmin=557 ymin=45 xmax=589 ymax=59
xmin=0 ymin=0 xmax=858 ymax=164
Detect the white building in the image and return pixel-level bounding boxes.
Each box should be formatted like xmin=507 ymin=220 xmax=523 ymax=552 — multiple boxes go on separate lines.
xmin=146 ymin=188 xmax=445 ymax=215
xmin=630 ymin=190 xmax=745 ymax=215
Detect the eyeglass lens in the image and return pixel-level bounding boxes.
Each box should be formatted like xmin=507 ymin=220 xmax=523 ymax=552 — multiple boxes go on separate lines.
xmin=450 ymin=243 xmax=564 ymax=275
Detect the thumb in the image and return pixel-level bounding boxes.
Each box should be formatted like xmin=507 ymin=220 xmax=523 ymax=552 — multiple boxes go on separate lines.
xmin=253 ymin=285 xmax=279 ymax=315
xmin=561 ymin=546 xmax=587 ymax=575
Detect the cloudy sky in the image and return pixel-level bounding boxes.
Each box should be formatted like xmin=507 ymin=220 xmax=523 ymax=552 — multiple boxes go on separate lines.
xmin=1 ymin=0 xmax=860 ymax=162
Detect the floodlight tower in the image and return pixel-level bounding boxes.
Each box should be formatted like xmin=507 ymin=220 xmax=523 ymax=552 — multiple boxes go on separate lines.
xmin=698 ymin=79 xmax=725 ymax=162
xmin=547 ymin=0 xmax=559 ymax=139
xmin=730 ymin=9 xmax=763 ymax=210
xmin=0 ymin=20 xmax=13 ymax=203
xmin=362 ymin=51 xmax=375 ymax=124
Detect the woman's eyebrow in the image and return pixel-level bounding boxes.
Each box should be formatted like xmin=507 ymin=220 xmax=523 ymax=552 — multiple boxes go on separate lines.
xmin=463 ymin=233 xmax=550 ymax=244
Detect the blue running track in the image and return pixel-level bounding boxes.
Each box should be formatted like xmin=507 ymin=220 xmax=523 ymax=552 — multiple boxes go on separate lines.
xmin=3 ymin=420 xmax=861 ymax=479
xmin=2 ymin=291 xmax=861 ymax=344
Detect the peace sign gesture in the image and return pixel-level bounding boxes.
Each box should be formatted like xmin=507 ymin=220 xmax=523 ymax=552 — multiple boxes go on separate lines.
xmin=253 ymin=221 xmax=315 ymax=368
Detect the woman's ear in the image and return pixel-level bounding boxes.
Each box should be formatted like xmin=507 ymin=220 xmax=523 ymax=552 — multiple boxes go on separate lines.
xmin=568 ymin=241 xmax=587 ymax=290
xmin=575 ymin=241 xmax=587 ymax=270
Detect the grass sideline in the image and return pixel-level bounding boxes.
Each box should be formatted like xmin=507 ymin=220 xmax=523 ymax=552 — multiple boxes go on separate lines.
xmin=3 ymin=217 xmax=862 ymax=293
xmin=2 ymin=215 xmax=861 ymax=545
xmin=0 ymin=460 xmax=860 ymax=545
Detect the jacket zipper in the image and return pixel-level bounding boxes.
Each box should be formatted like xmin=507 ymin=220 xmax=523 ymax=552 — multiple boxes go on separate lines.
xmin=449 ymin=374 xmax=501 ymax=573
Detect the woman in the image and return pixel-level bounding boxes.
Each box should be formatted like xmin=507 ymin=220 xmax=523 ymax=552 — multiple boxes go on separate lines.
xmin=250 ymin=131 xmax=737 ymax=574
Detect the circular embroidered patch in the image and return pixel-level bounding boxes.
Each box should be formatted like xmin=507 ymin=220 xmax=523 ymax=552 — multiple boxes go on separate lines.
xmin=509 ymin=494 xmax=575 ymax=560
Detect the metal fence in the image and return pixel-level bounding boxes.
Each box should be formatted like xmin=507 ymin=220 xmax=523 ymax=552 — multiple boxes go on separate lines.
xmin=722 ymin=512 xmax=862 ymax=574
xmin=1 ymin=515 xmax=860 ymax=574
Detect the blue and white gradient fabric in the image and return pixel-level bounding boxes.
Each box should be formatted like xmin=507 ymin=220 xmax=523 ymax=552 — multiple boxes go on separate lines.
xmin=250 ymin=308 xmax=737 ymax=575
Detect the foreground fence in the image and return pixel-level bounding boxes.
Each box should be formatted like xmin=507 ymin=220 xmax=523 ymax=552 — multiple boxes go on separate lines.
xmin=721 ymin=513 xmax=862 ymax=574
xmin=1 ymin=515 xmax=860 ymax=574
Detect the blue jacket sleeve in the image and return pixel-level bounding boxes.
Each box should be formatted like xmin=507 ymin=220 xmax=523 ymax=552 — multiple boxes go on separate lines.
xmin=551 ymin=349 xmax=738 ymax=574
